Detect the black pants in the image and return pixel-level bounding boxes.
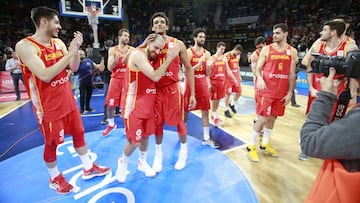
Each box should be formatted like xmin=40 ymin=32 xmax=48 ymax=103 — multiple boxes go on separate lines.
xmin=79 ymin=83 xmax=93 ymax=112
xmin=11 ymin=73 xmax=24 ymax=100
xmin=103 ymin=82 xmax=109 ymax=119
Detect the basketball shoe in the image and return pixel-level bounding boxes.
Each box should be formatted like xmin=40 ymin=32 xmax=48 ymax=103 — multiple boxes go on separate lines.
xmin=152 ymin=153 xmax=163 ymax=173
xmin=116 ymin=158 xmax=129 ymax=183
xmin=138 ymin=160 xmax=156 ymax=177
xmin=247 ymin=145 xmax=259 ymax=162
xmin=102 ymin=124 xmax=117 ymax=137
xmin=174 ymin=151 xmax=187 ymax=170
xmin=82 ymin=163 xmax=110 ymax=180
xmin=202 ymin=139 xmax=220 ymax=149
xmin=260 ymin=143 xmax=279 ymax=157
xmin=49 ymin=174 xmax=74 ymax=194
xmin=229 ymin=104 xmax=237 ymax=113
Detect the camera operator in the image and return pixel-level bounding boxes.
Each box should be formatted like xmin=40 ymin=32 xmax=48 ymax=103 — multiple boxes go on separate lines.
xmin=300 ymin=67 xmax=360 ymax=202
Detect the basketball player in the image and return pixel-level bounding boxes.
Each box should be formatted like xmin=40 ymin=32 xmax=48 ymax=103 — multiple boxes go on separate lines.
xmin=15 ymin=6 xmax=110 ymax=194
xmin=116 ymin=34 xmax=180 ymax=183
xmin=247 ymin=23 xmax=298 ymax=162
xmin=102 ymin=28 xmax=134 ymax=137
xmin=209 ymin=42 xmax=238 ymax=127
xmin=306 ymin=21 xmax=358 ymax=113
xmin=302 ymin=15 xmax=357 ymax=111
xmin=184 ymin=28 xmax=219 ymax=148
xmin=223 ymin=44 xmax=243 ymax=118
xmin=150 ymin=12 xmax=196 ymax=172
xmin=299 ymin=16 xmax=358 ymax=161
xmin=249 ymin=36 xmax=266 ymax=137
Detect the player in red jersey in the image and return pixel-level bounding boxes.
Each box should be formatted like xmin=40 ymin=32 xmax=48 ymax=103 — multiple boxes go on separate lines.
xmin=184 ymin=28 xmax=219 ymax=148
xmin=150 ymin=12 xmax=196 ymax=172
xmin=102 ymin=29 xmax=135 ymax=137
xmin=246 ymin=23 xmax=298 ymax=162
xmin=209 ymin=42 xmax=237 ymax=127
xmin=305 ymin=21 xmax=358 ymax=115
xmin=15 ymin=6 xmax=110 ymax=194
xmin=116 ymin=34 xmax=180 ymax=183
xmin=223 ymin=44 xmax=243 ymax=118
xmin=249 ymin=37 xmax=266 ymax=132
xmin=299 ymin=16 xmax=358 ymax=161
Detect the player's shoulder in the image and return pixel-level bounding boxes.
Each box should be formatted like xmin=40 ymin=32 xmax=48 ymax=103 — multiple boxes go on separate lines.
xmin=15 ymin=37 xmax=37 ymax=53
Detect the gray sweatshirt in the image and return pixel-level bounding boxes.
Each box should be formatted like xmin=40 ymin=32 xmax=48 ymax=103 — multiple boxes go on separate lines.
xmin=300 ymin=91 xmax=360 ymax=172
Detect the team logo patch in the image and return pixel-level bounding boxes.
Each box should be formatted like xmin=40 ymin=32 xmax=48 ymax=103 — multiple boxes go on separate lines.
xmin=135 ymin=129 xmax=142 ymax=141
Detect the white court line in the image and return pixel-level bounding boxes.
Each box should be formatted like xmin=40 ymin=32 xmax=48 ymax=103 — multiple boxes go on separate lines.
xmin=0 ymin=100 xmax=30 ymax=119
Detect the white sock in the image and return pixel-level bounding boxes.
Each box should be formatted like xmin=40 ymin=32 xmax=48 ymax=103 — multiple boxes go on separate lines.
xmin=139 ymin=150 xmax=147 ymax=162
xmin=203 ymin=126 xmax=210 ymax=141
xmin=180 ymin=142 xmax=187 ymax=154
xmin=248 ymin=130 xmax=258 ymax=146
xmin=48 ymin=166 xmax=60 ymax=179
xmin=261 ymin=128 xmax=272 ymax=145
xmin=155 ymin=144 xmax=162 ymax=155
xmin=211 ymin=111 xmax=217 ymax=118
xmin=121 ymin=153 xmax=129 ymax=164
xmin=225 ymin=107 xmax=230 ymax=111
xmin=230 ymin=100 xmax=235 ymax=106
xmin=108 ymin=118 xmax=115 ymax=127
xmin=79 ymin=153 xmax=93 ymax=170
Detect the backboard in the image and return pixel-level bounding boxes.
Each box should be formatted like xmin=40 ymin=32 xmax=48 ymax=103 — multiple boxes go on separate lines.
xmin=59 ymin=0 xmax=123 ymax=21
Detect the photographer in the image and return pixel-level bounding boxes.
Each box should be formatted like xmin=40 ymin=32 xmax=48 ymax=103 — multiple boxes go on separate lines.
xmin=300 ymin=67 xmax=360 ymax=202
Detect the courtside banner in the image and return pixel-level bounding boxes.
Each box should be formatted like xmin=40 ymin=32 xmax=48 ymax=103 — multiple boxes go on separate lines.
xmin=0 ymin=71 xmax=26 ymax=93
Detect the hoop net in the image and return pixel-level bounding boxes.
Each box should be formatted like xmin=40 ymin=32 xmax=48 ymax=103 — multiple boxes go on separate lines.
xmin=86 ymin=7 xmax=100 ymax=25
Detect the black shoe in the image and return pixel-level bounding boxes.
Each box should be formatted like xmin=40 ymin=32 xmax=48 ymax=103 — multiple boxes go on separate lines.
xmin=224 ymin=110 xmax=232 ymax=118
xmin=229 ymin=104 xmax=237 ymax=113
xmin=100 ymin=119 xmax=108 ymax=125
xmin=85 ymin=108 xmax=95 ymax=113
xmin=114 ymin=112 xmax=121 ymax=117
xmin=291 ymin=104 xmax=300 ymax=107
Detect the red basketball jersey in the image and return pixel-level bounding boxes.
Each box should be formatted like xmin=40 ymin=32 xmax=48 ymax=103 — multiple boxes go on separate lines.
xmin=189 ymin=47 xmax=209 ymax=98
xmin=123 ymin=56 xmax=156 ymax=119
xmin=153 ymin=37 xmax=181 ymax=87
xmin=210 ymin=56 xmax=227 ymax=81
xmin=21 ymin=37 xmax=76 ymax=122
xmin=111 ymin=45 xmax=132 ymax=79
xmin=259 ymin=44 xmax=293 ymax=99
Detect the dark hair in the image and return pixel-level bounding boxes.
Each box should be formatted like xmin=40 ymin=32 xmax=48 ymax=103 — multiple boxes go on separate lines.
xmin=324 ymin=21 xmax=346 ymax=37
xmin=118 ymin=28 xmax=129 ymax=36
xmin=273 ymin=23 xmax=288 ymax=32
xmin=31 ymin=6 xmax=59 ymax=28
xmin=150 ymin=12 xmax=169 ymax=27
xmin=333 ymin=14 xmax=352 ymax=24
xmin=233 ymin=44 xmax=243 ymax=52
xmin=254 ymin=36 xmax=265 ymax=46
xmin=216 ymin=41 xmax=226 ymax=48
xmin=192 ymin=28 xmax=206 ymax=38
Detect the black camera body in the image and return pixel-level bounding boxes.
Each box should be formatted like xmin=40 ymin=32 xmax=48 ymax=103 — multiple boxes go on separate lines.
xmin=311 ymin=50 xmax=360 ymax=78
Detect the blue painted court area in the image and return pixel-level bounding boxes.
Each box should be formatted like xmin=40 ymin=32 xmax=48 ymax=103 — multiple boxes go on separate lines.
xmin=0 ymin=129 xmax=258 ymax=203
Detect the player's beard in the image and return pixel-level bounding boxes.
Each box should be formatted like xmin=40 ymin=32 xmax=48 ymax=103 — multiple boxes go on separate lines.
xmin=197 ymin=40 xmax=205 ymax=47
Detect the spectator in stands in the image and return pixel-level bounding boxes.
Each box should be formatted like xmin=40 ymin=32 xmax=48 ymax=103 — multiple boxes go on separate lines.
xmin=5 ymin=51 xmax=24 ymax=101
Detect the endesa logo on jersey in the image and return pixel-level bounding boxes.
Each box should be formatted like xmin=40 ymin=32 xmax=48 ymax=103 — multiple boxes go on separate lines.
xmin=268 ymin=73 xmax=288 ymax=79
xmin=163 ymin=71 xmax=173 ymax=77
xmin=146 ymin=88 xmax=156 ymax=94
xmin=51 ymin=76 xmax=69 ymax=87
xmin=116 ymin=68 xmax=127 ymax=73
